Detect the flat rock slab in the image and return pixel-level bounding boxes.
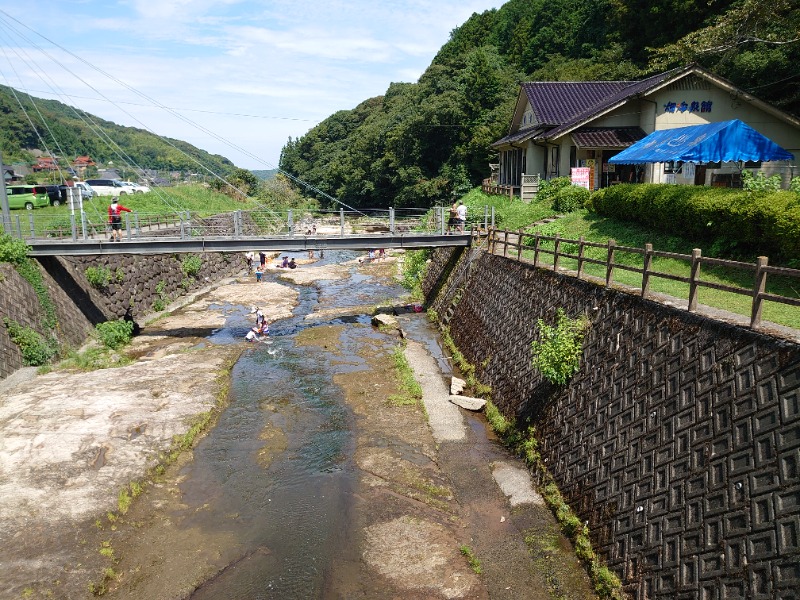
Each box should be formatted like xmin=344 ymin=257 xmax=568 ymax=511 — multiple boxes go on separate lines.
xmin=491 ymin=462 xmax=545 ymax=507
xmin=449 ymin=395 xmax=486 ymax=411
xmin=372 ymin=313 xmax=398 ymax=328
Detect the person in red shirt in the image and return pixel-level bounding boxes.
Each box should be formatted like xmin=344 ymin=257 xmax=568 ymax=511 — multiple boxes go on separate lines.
xmin=108 ymin=197 xmax=132 ymax=242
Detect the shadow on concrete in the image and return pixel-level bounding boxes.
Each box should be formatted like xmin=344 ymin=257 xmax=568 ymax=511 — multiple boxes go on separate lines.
xmin=37 ymin=256 xmax=108 ymax=326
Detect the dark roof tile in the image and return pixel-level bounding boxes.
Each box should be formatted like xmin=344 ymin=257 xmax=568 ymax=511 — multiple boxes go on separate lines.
xmin=571 ymin=126 xmax=647 ymax=148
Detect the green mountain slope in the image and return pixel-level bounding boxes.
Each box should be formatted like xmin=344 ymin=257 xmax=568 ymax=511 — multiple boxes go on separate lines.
xmin=0 ymin=85 xmax=236 ymax=176
xmin=279 ymin=0 xmax=799 ymax=209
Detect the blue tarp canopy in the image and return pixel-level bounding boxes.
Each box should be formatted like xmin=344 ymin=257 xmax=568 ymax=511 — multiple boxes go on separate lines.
xmin=608 ymin=119 xmax=794 ymax=164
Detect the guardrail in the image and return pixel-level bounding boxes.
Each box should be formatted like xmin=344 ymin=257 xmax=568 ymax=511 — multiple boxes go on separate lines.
xmin=2 ymin=205 xmax=498 ymax=242
xmin=489 ymin=228 xmax=800 ymax=329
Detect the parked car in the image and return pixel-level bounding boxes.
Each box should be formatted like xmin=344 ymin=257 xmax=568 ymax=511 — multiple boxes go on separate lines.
xmin=72 ymin=181 xmax=96 ymax=200
xmin=4 ymin=185 xmax=50 ymax=209
xmin=84 ymin=179 xmax=137 ymax=196
xmin=119 ymin=181 xmax=151 ymax=194
xmin=41 ymin=184 xmax=67 ymax=206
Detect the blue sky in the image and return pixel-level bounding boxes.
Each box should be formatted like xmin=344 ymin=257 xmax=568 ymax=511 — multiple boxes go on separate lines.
xmin=0 ymin=0 xmax=499 ymax=170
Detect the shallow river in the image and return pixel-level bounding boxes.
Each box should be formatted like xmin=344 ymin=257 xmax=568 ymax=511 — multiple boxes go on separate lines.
xmin=178 ymin=251 xmax=442 ymax=598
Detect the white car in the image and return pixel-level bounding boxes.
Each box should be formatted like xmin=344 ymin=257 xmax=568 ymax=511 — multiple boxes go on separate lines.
xmin=84 ymin=179 xmax=137 ymax=196
xmin=120 ymin=181 xmax=151 ymax=194
xmin=73 ymin=181 xmax=95 ymax=200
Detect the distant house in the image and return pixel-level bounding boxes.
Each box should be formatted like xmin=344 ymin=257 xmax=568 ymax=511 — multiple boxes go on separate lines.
xmin=71 ymin=155 xmax=96 ymax=178
xmin=32 ymin=156 xmax=59 ymax=172
xmin=490 ymin=64 xmax=800 ymax=196
xmin=72 ymin=155 xmax=96 ymax=168
xmin=2 ymin=167 xmax=16 ymax=183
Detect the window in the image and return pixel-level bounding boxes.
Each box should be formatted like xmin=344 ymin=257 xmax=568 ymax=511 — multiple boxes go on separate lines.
xmin=663 ymin=161 xmax=683 ymax=174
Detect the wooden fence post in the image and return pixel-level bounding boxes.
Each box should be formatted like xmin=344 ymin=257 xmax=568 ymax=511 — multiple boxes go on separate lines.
xmin=751 ymin=256 xmax=768 ymax=328
xmin=577 ymin=236 xmax=585 ymax=279
xmin=517 ymin=228 xmax=524 ymax=261
xmin=605 ymin=239 xmax=616 ymax=287
xmin=503 ymin=230 xmax=509 ymax=257
xmin=553 ymin=233 xmax=561 ymax=271
xmin=534 ymin=233 xmax=541 ymax=267
xmin=642 ymin=243 xmax=653 ymax=297
xmin=688 ymin=248 xmax=702 ymax=312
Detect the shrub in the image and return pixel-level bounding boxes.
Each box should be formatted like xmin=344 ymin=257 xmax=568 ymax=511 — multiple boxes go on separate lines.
xmin=0 ymin=233 xmax=29 ymax=264
xmin=95 ymin=319 xmax=134 ymax=349
xmin=552 ymin=185 xmax=591 ymax=213
xmin=743 ymin=171 xmax=782 ymax=192
xmin=3 ymin=318 xmax=57 ymax=366
xmin=400 ymin=248 xmax=431 ymax=299
xmin=535 ymin=177 xmax=572 ymax=206
xmin=181 ymin=254 xmax=202 ymax=277
xmin=790 ymin=177 xmax=800 ymax=194
xmin=590 ymin=183 xmax=800 ymax=261
xmin=85 ymin=266 xmax=112 ymax=288
xmin=531 ymin=309 xmax=590 ymax=385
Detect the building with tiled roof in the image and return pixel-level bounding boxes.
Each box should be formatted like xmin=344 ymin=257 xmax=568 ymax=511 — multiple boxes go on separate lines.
xmin=490 ymin=65 xmax=800 ymax=196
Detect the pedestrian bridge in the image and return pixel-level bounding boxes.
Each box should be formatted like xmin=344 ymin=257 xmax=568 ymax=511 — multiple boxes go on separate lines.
xmin=5 ymin=206 xmax=481 ymax=256
xmin=25 ymin=231 xmax=473 ymax=256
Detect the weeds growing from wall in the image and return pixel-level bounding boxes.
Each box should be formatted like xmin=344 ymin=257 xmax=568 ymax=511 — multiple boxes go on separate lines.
xmin=2 ymin=317 xmax=57 ymax=366
xmin=181 ymin=254 xmax=202 ymax=277
xmin=85 ymin=266 xmax=112 ymax=288
xmin=1 ymin=234 xmax=61 ymax=364
xmin=400 ymin=248 xmax=431 ymax=300
xmin=530 ymin=309 xmax=590 ymax=386
xmin=152 ymin=280 xmax=168 ymax=311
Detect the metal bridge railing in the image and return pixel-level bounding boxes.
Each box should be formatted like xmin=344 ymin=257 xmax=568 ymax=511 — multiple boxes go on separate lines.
xmin=2 ymin=205 xmax=498 ymax=244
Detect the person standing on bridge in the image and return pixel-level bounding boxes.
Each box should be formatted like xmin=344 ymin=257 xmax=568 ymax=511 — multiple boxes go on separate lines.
xmin=456 ymin=200 xmax=467 ymax=233
xmin=108 ymin=197 xmax=132 ymax=242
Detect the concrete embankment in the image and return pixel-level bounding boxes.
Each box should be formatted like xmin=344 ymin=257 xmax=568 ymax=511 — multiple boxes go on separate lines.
xmin=424 ymin=246 xmax=800 ymax=599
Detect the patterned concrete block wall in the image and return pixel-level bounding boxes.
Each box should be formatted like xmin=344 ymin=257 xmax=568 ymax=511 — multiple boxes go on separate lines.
xmin=57 ymin=251 xmax=242 ymax=321
xmin=1 ymin=252 xmax=243 ymax=380
xmin=424 ymin=247 xmax=800 ymax=599
xmin=0 ymin=262 xmax=94 ymax=379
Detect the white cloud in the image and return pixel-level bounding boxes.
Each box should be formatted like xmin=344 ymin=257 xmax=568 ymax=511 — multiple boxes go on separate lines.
xmin=0 ymin=0 xmax=500 ymax=168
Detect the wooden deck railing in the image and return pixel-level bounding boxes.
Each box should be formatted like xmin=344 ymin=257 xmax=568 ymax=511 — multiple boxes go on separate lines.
xmin=489 ymin=228 xmax=800 ymax=329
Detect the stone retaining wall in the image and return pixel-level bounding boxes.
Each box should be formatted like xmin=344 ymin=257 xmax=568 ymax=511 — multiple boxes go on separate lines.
xmin=424 ymin=247 xmax=800 ymax=599
xmin=0 ymin=252 xmax=244 ymax=380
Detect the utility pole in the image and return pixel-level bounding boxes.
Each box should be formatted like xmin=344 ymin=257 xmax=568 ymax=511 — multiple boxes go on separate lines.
xmin=0 ymin=149 xmax=11 ymax=233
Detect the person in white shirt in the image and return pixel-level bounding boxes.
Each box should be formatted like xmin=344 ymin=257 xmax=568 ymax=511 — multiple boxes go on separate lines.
xmin=456 ymin=201 xmax=467 ymax=233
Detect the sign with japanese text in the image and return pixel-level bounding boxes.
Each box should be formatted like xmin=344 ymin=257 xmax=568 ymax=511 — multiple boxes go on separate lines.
xmin=663 ymin=100 xmax=712 ymax=113
xmin=571 ymin=167 xmax=591 ymax=189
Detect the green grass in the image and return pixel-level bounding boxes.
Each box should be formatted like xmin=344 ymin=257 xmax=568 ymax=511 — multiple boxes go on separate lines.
xmin=459 ymin=545 xmax=482 ymax=574
xmin=8 ymin=184 xmax=273 ymax=238
xmin=462 ymin=188 xmax=556 ymax=231
xmin=388 ymin=342 xmax=423 ymax=406
xmin=492 ymin=207 xmax=800 ymax=330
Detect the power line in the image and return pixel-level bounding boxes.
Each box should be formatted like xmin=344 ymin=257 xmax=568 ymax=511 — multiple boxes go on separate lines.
xmin=11 ymin=89 xmax=319 ymax=123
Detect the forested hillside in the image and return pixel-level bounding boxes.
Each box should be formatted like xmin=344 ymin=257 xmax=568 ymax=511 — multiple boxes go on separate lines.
xmin=279 ymin=0 xmax=799 ymax=209
xmin=0 ymin=85 xmax=236 ymax=176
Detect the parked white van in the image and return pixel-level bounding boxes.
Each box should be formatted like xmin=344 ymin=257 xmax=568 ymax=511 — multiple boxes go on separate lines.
xmin=84 ymin=179 xmax=136 ymax=196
